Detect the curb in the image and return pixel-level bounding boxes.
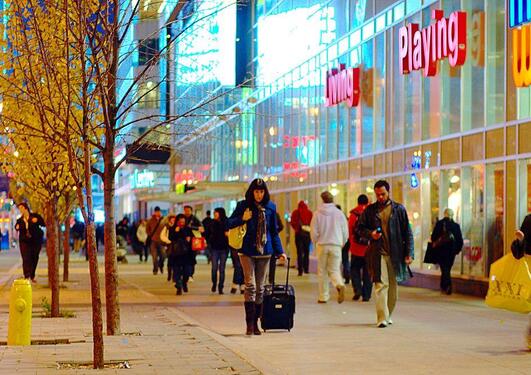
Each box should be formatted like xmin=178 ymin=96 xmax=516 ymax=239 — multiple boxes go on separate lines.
xmin=120 ymin=276 xmax=284 ymax=375
xmin=167 ymin=306 xmax=286 ymax=375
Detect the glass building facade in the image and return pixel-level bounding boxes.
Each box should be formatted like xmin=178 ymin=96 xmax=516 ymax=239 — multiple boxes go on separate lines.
xmin=176 ymin=0 xmax=531 ymax=282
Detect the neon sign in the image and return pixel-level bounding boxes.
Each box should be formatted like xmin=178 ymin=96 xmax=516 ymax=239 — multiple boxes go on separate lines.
xmin=409 ymin=151 xmax=432 ymax=188
xmin=399 ymin=10 xmax=467 ymax=77
xmin=325 ymin=64 xmax=360 ymax=107
xmin=282 ymin=135 xmax=317 ymax=149
xmin=511 ymin=1 xmax=531 ymax=87
xmin=130 ymin=169 xmax=155 ymax=189
xmin=509 ymin=0 xmax=531 ymax=28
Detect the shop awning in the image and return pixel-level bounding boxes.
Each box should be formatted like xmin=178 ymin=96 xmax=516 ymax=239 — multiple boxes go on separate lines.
xmin=135 ymin=181 xmax=248 ymax=204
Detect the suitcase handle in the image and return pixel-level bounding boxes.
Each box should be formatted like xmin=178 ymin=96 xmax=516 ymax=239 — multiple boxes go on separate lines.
xmin=272 ymin=256 xmax=290 ymax=289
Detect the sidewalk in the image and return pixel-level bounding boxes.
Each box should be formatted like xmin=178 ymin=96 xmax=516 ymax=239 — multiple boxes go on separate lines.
xmin=0 ymin=250 xmax=529 ymax=374
xmin=0 ymin=251 xmax=261 ymax=374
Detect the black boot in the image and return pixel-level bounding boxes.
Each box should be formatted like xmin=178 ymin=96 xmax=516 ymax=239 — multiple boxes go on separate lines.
xmin=253 ymin=303 xmax=262 ymax=335
xmin=244 ymin=302 xmax=255 ymax=336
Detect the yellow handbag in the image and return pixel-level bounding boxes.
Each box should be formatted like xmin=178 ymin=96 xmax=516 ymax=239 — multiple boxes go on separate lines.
xmin=228 ymin=224 xmax=247 ymax=250
xmin=485 ymin=253 xmax=531 ymax=314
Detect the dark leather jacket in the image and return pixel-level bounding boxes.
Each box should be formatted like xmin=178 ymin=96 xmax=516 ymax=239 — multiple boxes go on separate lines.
xmin=357 ymin=200 xmax=414 ymax=283
xmin=16 ymin=213 xmax=45 ymax=245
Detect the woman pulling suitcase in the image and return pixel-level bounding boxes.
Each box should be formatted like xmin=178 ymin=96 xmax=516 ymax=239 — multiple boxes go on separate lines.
xmin=227 ymin=178 xmax=286 ymax=335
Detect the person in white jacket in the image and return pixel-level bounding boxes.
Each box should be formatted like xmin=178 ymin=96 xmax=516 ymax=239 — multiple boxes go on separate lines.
xmin=310 ymin=191 xmax=348 ymax=304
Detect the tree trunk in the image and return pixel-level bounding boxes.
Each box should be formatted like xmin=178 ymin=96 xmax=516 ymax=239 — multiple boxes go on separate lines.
xmin=85 ymin=220 xmax=104 ymax=368
xmin=63 ymin=217 xmax=70 ymax=282
xmin=103 ymin=152 xmax=120 ymax=336
xmin=45 ymin=200 xmax=60 ymax=317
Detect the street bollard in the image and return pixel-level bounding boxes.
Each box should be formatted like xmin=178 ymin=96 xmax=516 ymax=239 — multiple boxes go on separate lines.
xmin=7 ymin=279 xmax=32 ymax=346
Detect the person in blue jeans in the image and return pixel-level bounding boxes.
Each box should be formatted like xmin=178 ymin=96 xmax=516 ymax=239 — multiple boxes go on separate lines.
xmin=208 ymin=208 xmax=230 ymax=294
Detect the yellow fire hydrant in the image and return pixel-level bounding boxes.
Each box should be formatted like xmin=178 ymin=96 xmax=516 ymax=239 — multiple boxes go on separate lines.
xmin=7 ymin=279 xmax=32 ymax=346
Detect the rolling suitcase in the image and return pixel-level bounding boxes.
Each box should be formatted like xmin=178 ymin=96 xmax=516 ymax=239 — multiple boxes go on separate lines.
xmin=261 ymin=257 xmax=295 ymax=332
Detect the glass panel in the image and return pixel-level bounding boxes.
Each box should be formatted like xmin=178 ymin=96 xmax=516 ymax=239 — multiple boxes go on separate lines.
xmin=518 ymin=159 xmax=531 ymax=225
xmin=486 ymin=162 xmax=505 ymax=270
xmin=462 ymin=133 xmax=484 ymax=162
xmin=361 ymin=40 xmax=374 ymax=154
xmin=461 ymin=1 xmax=485 ymax=131
xmin=485 ymin=0 xmax=505 ymax=126
xmin=486 ymin=128 xmax=504 ymax=159
xmin=460 ymin=165 xmax=485 ymax=277
xmin=373 ymin=33 xmax=385 ymax=152
xmin=403 ymin=174 xmax=422 ymax=267
xmin=422 ymin=3 xmax=441 ymax=140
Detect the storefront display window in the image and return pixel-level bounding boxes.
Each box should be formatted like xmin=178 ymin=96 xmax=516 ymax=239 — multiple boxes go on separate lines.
xmin=486 ymin=163 xmax=504 ymax=270
xmin=460 ymin=165 xmax=485 ymax=277
xmin=518 ymin=159 xmax=531 ymax=225
xmin=403 ymin=174 xmax=422 ymax=267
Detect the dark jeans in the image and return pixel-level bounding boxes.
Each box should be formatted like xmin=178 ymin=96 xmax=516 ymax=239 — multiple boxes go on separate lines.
xmin=231 ymin=248 xmax=244 ymax=285
xmin=350 ymin=255 xmax=372 ymax=300
xmin=20 ymin=242 xmax=41 ymax=279
xmin=173 ymin=262 xmax=190 ymax=289
xmin=211 ymin=249 xmax=229 ymax=290
xmin=342 ymin=243 xmax=350 ymax=281
xmin=295 ymin=232 xmax=311 ymax=274
xmin=134 ymin=243 xmax=148 ymax=261
xmin=439 ymin=255 xmax=456 ymax=293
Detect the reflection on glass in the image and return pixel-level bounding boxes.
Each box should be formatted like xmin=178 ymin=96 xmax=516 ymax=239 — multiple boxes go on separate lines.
xmin=486 ymin=163 xmax=504 ymax=269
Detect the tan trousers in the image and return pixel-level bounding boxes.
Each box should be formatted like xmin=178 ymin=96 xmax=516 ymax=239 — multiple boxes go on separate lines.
xmin=316 ymin=244 xmax=344 ymax=302
xmin=374 ymin=255 xmax=397 ymax=325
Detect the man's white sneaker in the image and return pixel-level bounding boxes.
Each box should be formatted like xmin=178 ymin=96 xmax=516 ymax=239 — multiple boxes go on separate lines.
xmin=377 ymin=322 xmax=388 ymax=328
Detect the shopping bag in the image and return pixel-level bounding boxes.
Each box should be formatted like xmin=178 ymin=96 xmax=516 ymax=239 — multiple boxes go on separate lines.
xmin=485 ymin=254 xmax=531 ymax=314
xmin=191 ymin=237 xmax=206 ymax=251
xmin=423 ymin=242 xmax=439 ymax=264
xmin=228 ymin=224 xmax=246 ymax=250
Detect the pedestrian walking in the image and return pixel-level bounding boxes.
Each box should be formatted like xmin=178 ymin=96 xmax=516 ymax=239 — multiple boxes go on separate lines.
xmin=348 ymin=194 xmax=372 ymax=301
xmin=510 ymin=214 xmax=531 ymax=350
xmin=161 ymin=215 xmax=177 ymax=281
xmin=227 ymin=178 xmax=286 ymax=335
xmin=183 ymin=205 xmax=204 ymax=280
xmin=135 ymin=219 xmax=149 ymax=262
xmin=431 ymin=208 xmax=463 ymax=295
xmin=202 ymin=210 xmax=213 ymax=263
xmin=267 ymin=211 xmax=284 ymax=284
xmin=146 ymin=206 xmax=165 ymax=275
xmin=290 ymin=201 xmax=313 ymax=276
xmin=15 ymin=202 xmax=45 ymax=282
xmin=209 ymin=208 xmax=229 ymax=294
xmin=169 ymin=214 xmax=194 ymax=295
xmin=310 ymin=191 xmax=348 ymax=304
xmin=336 ymin=204 xmax=351 ymax=285
xmin=357 ymin=180 xmax=414 ymax=328
xmin=230 ymin=247 xmax=245 ymax=294
xmin=71 ymin=219 xmax=85 ymax=254
xmin=116 ymin=217 xmax=130 ymax=248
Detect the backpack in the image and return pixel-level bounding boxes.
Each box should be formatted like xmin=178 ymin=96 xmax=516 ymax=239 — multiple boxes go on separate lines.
xmin=352 ymin=211 xmax=369 ymax=246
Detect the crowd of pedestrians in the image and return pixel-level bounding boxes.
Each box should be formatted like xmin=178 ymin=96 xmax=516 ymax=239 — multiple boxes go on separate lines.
xmin=11 ymin=176 xmax=528 ymax=342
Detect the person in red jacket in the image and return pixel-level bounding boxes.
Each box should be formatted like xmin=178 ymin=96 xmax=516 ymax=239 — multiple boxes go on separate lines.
xmin=290 ymin=201 xmax=313 ymax=276
xmin=348 ymin=194 xmax=372 ymax=301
